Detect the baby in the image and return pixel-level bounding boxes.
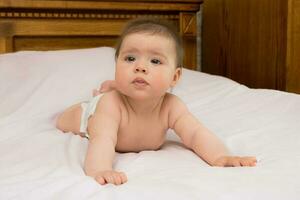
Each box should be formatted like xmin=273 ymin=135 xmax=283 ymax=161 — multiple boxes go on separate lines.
xmin=56 ymin=19 xmax=257 ymax=186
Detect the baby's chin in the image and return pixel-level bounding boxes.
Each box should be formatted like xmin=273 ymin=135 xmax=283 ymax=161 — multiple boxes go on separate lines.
xmin=115 ymin=83 xmax=166 ymax=100
xmin=123 ymin=91 xmax=152 ymax=100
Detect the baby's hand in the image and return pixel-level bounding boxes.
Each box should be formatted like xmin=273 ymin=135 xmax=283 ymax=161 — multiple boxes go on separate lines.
xmin=93 ymin=80 xmax=117 ymax=97
xmin=213 ymin=156 xmax=257 ymax=167
xmin=94 ymin=170 xmax=127 ymax=185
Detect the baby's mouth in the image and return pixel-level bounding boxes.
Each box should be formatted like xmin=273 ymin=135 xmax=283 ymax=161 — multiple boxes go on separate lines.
xmin=132 ymin=77 xmax=149 ymax=86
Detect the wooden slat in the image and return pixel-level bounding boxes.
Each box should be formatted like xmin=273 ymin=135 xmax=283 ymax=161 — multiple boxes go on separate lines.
xmin=14 ymin=36 xmax=116 ymax=51
xmin=286 ymin=0 xmax=300 ymax=93
xmin=0 ymin=19 xmax=125 ymax=36
xmin=0 ymin=0 xmax=202 ymax=11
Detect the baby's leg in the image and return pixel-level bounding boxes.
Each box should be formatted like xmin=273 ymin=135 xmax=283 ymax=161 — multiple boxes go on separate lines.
xmin=56 ymin=103 xmax=83 ymax=135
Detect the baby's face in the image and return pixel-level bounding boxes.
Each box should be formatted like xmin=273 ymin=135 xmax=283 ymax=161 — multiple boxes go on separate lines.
xmin=115 ymin=33 xmax=180 ymax=100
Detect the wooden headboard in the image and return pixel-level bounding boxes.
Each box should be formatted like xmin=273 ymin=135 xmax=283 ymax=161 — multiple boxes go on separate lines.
xmin=0 ymin=0 xmax=202 ymax=70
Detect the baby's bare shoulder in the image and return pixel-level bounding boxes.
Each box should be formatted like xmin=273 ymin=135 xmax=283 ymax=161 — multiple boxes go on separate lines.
xmin=100 ymin=90 xmax=122 ymax=102
xmin=164 ymin=93 xmax=187 ymax=110
xmin=164 ymin=93 xmax=189 ymax=128
xmin=95 ymin=91 xmax=123 ymax=114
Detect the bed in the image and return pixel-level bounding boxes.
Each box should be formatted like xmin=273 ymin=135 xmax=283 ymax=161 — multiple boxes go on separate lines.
xmin=1 ymin=1 xmax=300 ymax=200
xmin=0 ymin=0 xmax=201 ymax=70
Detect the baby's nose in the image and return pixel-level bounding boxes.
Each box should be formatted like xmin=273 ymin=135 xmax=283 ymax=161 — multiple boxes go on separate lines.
xmin=134 ymin=66 xmax=148 ymax=74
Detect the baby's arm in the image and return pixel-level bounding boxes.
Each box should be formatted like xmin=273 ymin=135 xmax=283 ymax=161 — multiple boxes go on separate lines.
xmin=169 ymin=95 xmax=256 ymax=167
xmin=84 ymin=93 xmax=127 ymax=185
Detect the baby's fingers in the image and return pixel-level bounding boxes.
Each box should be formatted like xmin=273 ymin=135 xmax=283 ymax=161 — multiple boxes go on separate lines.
xmin=112 ymin=173 xmax=122 ymax=185
xmin=231 ymin=158 xmax=242 ymax=167
xmin=99 ymin=171 xmax=127 ymax=185
xmin=238 ymin=157 xmax=257 ymax=167
xmin=95 ymin=172 xmax=113 ymax=185
xmin=220 ymin=156 xmax=240 ymax=167
xmin=119 ymin=172 xmax=128 ymax=184
xmin=103 ymin=173 xmax=115 ymax=184
xmin=111 ymin=172 xmax=127 ymax=185
xmin=243 ymin=157 xmax=257 ymax=166
xmin=95 ymin=175 xmax=106 ymax=185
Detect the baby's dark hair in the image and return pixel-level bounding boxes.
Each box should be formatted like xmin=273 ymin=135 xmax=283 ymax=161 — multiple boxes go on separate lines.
xmin=115 ymin=18 xmax=183 ymax=68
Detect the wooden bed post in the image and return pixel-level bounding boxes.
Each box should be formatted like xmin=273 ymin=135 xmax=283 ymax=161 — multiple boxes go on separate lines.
xmin=0 ymin=37 xmax=13 ymax=53
xmin=180 ymin=12 xmax=198 ymax=70
xmin=0 ymin=22 xmax=13 ymax=53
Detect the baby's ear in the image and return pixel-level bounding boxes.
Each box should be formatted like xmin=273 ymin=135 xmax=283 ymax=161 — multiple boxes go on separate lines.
xmin=170 ymin=68 xmax=182 ymax=87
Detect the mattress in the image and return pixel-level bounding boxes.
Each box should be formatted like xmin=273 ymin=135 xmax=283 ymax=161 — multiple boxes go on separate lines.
xmin=0 ymin=47 xmax=300 ymax=199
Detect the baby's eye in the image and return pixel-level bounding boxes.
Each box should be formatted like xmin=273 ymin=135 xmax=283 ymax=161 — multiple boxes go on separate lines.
xmin=151 ymin=59 xmax=162 ymax=65
xmin=125 ymin=56 xmax=136 ymax=62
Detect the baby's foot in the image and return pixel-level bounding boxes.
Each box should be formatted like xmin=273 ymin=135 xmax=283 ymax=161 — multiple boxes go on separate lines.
xmin=93 ymin=80 xmax=117 ymax=97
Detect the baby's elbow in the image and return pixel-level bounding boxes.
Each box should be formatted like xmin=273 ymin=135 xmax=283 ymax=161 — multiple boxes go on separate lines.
xmin=180 ymin=133 xmax=195 ymax=150
xmin=188 ymin=126 xmax=202 ymax=146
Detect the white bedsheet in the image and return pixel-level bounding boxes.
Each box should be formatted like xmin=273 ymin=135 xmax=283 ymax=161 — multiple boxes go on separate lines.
xmin=0 ymin=48 xmax=300 ymax=200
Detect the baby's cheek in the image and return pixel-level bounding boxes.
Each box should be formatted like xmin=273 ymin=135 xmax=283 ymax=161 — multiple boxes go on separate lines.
xmin=115 ymin=68 xmax=127 ymax=83
xmin=152 ymin=77 xmax=171 ymax=93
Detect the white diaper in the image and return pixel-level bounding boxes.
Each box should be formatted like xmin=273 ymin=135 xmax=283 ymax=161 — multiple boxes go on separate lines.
xmin=80 ymin=94 xmax=103 ymax=138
